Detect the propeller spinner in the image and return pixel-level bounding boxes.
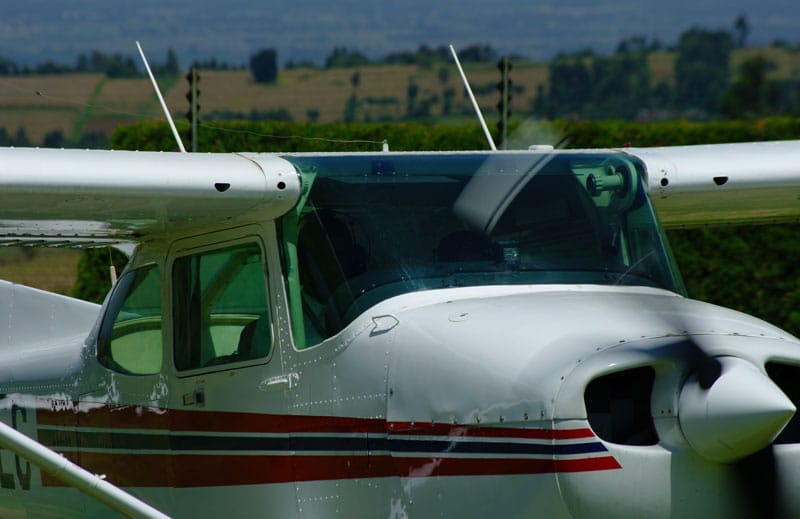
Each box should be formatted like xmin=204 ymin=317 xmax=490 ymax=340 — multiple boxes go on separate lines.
xmin=679 ymin=356 xmax=796 ymax=463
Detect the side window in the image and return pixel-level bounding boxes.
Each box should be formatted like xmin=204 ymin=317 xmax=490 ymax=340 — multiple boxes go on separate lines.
xmin=97 ymin=265 xmax=163 ymax=375
xmin=173 ymin=242 xmax=271 ymax=371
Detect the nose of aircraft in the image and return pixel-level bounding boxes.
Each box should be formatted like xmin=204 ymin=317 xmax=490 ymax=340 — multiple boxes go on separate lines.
xmin=678 ymin=356 xmax=796 ymax=463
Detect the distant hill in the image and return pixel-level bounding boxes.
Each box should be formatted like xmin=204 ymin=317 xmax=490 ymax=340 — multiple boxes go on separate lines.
xmin=1 ymin=0 xmax=799 ymax=67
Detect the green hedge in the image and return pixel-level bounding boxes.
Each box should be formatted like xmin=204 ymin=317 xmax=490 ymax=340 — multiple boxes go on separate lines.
xmin=667 ymin=225 xmax=800 ymax=337
xmin=558 ymin=117 xmax=800 ymax=147
xmin=70 ymin=119 xmax=800 ymax=337
xmin=111 ymin=120 xmax=492 ymax=153
xmin=112 ymin=118 xmax=800 ymax=152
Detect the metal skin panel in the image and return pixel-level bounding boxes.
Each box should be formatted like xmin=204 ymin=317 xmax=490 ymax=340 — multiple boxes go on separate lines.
xmin=375 ymin=285 xmax=800 ymax=518
xmin=0 ymin=281 xmax=98 ymax=384
xmin=0 ymin=148 xmax=301 ymax=243
xmin=0 ymin=276 xmax=799 ymax=516
xmin=382 ymin=285 xmax=789 ymax=426
xmin=0 ymin=281 xmax=99 ymax=350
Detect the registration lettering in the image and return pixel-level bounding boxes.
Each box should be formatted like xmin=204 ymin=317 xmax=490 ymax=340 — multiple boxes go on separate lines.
xmin=0 ymin=404 xmax=33 ymax=490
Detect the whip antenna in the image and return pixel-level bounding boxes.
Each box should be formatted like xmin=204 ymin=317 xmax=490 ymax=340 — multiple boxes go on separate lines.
xmin=136 ymin=41 xmax=187 ymax=153
xmin=449 ymin=44 xmax=497 ymax=151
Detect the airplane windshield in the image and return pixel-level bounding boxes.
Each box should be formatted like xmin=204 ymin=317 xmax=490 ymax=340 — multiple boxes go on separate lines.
xmin=282 ymin=152 xmax=685 ymax=346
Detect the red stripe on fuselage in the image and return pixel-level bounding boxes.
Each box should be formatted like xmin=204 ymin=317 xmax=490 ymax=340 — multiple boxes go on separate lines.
xmin=392 ymin=455 xmax=621 ymax=478
xmin=35 ymin=405 xmax=620 ymax=488
xmin=553 ymin=456 xmax=622 ymax=472
xmin=41 ymin=452 xmax=395 ymax=487
xmin=41 ymin=452 xmax=620 ymax=488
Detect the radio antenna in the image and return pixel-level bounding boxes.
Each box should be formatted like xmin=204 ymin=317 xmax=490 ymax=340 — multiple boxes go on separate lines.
xmin=136 ymin=41 xmax=187 ymax=153
xmin=449 ymin=44 xmax=497 ymax=151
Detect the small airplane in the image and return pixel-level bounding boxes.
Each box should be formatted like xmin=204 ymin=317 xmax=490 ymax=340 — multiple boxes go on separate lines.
xmin=1 ymin=137 xmax=800 ymax=518
xmin=3 ymin=46 xmax=800 ymax=519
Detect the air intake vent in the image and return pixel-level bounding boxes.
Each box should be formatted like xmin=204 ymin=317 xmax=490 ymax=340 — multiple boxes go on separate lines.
xmin=584 ymin=367 xmax=658 ymax=445
xmin=766 ymin=362 xmax=800 ymax=444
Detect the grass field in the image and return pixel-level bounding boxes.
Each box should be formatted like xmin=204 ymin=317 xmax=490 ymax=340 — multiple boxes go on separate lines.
xmin=0 ymin=248 xmax=80 ymax=296
xmin=0 ymin=60 xmax=572 ymax=143
xmin=0 ymin=74 xmax=103 ymax=107
xmin=161 ymin=63 xmax=549 ymax=123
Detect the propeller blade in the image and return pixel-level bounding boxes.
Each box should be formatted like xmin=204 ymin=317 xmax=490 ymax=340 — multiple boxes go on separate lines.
xmin=733 ymin=445 xmax=781 ymax=518
xmin=682 ymin=337 xmax=722 ymax=389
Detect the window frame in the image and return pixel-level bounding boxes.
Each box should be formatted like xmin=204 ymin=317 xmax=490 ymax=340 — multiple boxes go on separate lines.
xmin=96 ymin=262 xmax=164 ymax=376
xmin=170 ymin=235 xmax=274 ymax=377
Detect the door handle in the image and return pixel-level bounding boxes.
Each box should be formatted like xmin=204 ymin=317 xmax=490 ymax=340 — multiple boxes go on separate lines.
xmin=258 ymin=372 xmax=299 ymax=392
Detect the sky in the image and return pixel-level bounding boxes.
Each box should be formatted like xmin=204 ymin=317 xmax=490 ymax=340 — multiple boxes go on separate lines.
xmin=1 ymin=0 xmax=799 ymax=66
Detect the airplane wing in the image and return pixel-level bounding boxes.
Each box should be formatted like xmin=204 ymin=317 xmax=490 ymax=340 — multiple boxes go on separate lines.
xmin=625 ymin=140 xmax=800 ymax=227
xmin=0 ymin=147 xmax=300 ymax=247
xmin=2 ymin=141 xmax=800 ymax=245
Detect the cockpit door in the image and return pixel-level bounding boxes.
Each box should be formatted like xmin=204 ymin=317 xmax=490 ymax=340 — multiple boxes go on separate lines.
xmin=165 ymin=228 xmax=296 ymax=514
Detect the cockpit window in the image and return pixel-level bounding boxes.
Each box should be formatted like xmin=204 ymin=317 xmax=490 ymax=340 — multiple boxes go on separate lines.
xmin=282 ymin=152 xmax=685 ymax=346
xmin=172 ymin=242 xmax=271 ymax=372
xmin=97 ymin=264 xmax=163 ymax=375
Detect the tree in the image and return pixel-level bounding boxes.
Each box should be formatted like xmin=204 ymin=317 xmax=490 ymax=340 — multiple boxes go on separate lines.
xmin=652 ymin=81 xmax=673 ymax=110
xmin=382 ymin=49 xmax=416 ymax=65
xmin=616 ymin=35 xmax=661 ymax=54
xmin=0 ymin=56 xmax=19 ymax=75
xmin=545 ymin=54 xmax=592 ymax=117
xmin=76 ymin=50 xmax=140 ymax=78
xmin=14 ymin=127 xmax=30 ymax=147
xmin=324 ymin=47 xmax=370 ymax=68
xmin=42 ymin=130 xmax=66 ymax=148
xmin=589 ymin=50 xmax=651 ymax=119
xmin=343 ymin=94 xmax=358 ymax=123
xmin=437 ymin=66 xmax=450 ymax=85
xmin=674 ymin=28 xmax=733 ymax=116
xmin=195 ymin=57 xmax=241 ymax=70
xmin=77 ymin=131 xmax=109 ymax=149
xmin=458 ymin=44 xmax=497 ymax=63
xmin=75 ymin=53 xmax=88 ymax=72
xmin=531 ymin=84 xmax=548 ymax=117
xmin=381 ymin=45 xmax=450 ymax=67
xmin=721 ymin=55 xmax=778 ymax=118
xmin=734 ymin=14 xmax=750 ymax=48
xmin=442 ymin=87 xmax=456 ymax=116
xmin=35 ymin=61 xmax=70 ymax=74
xmin=406 ymin=80 xmax=419 ymax=117
xmin=73 ymin=248 xmax=128 ymax=303
xmin=250 ymin=48 xmax=278 ymax=83
xmin=165 ymin=49 xmax=180 ymax=75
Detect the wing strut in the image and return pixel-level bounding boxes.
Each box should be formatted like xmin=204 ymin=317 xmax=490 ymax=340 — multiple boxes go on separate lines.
xmin=0 ymin=421 xmax=170 ymax=518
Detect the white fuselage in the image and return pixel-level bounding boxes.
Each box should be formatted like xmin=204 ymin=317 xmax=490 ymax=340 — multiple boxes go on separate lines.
xmin=0 ymin=280 xmax=798 ymax=518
